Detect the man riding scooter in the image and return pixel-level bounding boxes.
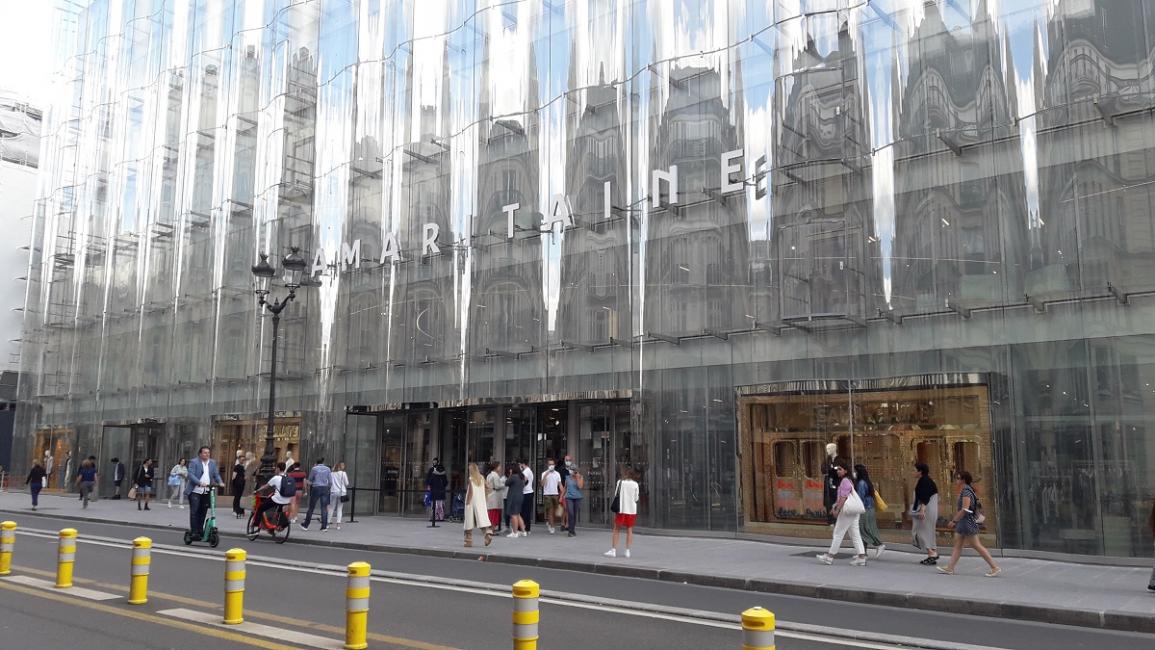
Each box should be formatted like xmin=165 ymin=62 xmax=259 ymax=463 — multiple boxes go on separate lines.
xmin=185 ymin=446 xmax=223 ymax=539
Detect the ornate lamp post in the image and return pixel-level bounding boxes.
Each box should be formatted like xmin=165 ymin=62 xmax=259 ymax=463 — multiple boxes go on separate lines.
xmin=251 ymin=247 xmax=309 ymax=485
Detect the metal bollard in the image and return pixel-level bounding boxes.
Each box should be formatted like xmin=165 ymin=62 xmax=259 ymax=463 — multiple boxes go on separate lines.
xmin=511 ymin=579 xmax=540 ymax=650
xmin=740 ymin=607 xmax=775 ymax=650
xmin=223 ymin=548 xmax=246 ymax=624
xmin=55 ymin=528 xmax=77 ymax=588
xmin=127 ymin=537 xmax=151 ymax=605
xmin=0 ymin=521 xmax=14 ymax=576
xmin=344 ymin=561 xmax=371 ymax=650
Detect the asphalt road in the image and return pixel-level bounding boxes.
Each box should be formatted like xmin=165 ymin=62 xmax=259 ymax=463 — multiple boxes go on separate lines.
xmin=1 ymin=513 xmax=1153 ymax=650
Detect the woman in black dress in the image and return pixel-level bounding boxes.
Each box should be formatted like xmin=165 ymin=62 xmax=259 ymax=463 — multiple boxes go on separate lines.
xmin=231 ymin=459 xmax=247 ymax=518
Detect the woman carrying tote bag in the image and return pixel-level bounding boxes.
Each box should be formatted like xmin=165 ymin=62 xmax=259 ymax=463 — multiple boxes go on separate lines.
xmin=816 ymin=459 xmax=868 ymax=566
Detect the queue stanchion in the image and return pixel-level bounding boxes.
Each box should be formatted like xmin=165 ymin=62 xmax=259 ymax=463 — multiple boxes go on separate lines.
xmin=55 ymin=528 xmax=77 ymax=588
xmin=127 ymin=536 xmax=152 ymax=605
xmin=0 ymin=521 xmax=15 ymax=576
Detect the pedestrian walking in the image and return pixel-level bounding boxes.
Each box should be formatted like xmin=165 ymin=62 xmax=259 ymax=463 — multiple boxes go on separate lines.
xmin=185 ymin=447 xmax=223 ymax=537
xmin=485 ymin=461 xmax=506 ymax=534
xmin=854 ymin=464 xmax=885 ymax=559
xmin=557 ymin=454 xmax=573 ymax=529
xmin=134 ymin=458 xmax=155 ymax=510
xmin=504 ymin=465 xmax=527 ymax=538
xmin=300 ymin=458 xmax=332 ymax=531
xmin=286 ymin=462 xmax=306 ymax=522
xmin=25 ymin=461 xmax=46 ymax=510
xmin=564 ymin=467 xmax=583 ymax=537
xmin=541 ymin=458 xmax=562 ymax=534
xmin=938 ymin=471 xmax=1000 ymax=577
xmin=75 ymin=457 xmax=97 ymax=508
xmin=817 ymin=459 xmax=868 ymax=566
xmin=230 ymin=456 xmax=247 ymax=518
xmin=463 ymin=463 xmax=493 ymax=547
xmin=518 ymin=459 xmax=534 ymax=534
xmin=605 ymin=467 xmax=640 ymax=558
xmin=111 ymin=457 xmax=126 ymax=499
xmin=329 ymin=461 xmax=349 ymax=530
xmin=167 ymin=458 xmax=187 ymax=508
xmin=911 ymin=462 xmax=941 ymax=565
xmin=426 ymin=459 xmax=448 ymax=522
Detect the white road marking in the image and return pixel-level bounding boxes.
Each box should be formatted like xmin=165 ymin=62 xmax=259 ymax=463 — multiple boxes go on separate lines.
xmin=158 ymin=607 xmax=342 ymax=650
xmin=18 ymin=527 xmax=1009 ymax=650
xmin=2 ymin=574 xmax=121 ymax=601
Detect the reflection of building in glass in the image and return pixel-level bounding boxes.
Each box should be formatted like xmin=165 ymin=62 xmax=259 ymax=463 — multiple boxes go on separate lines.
xmin=14 ymin=0 xmax=1155 ymax=558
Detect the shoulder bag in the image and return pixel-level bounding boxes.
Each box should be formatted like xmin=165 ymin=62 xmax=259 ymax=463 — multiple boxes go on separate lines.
xmin=842 ymin=488 xmax=866 ymax=516
xmin=610 ymin=480 xmax=622 ymax=514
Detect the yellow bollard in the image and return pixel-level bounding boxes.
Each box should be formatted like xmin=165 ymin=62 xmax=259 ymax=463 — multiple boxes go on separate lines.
xmin=740 ymin=607 xmax=775 ymax=650
xmin=344 ymin=562 xmax=371 ymax=650
xmin=55 ymin=528 xmax=77 ymax=588
xmin=511 ymin=579 xmax=540 ymax=650
xmin=0 ymin=521 xmax=15 ymax=576
xmin=127 ymin=536 xmax=152 ymax=605
xmin=223 ymin=548 xmax=246 ymax=624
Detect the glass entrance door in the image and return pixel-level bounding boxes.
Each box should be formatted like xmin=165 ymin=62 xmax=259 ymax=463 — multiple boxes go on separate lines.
xmin=576 ymin=400 xmax=635 ymax=527
xmin=378 ymin=414 xmax=404 ymax=515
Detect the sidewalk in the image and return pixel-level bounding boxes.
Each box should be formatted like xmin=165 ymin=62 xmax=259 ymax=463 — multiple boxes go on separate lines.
xmin=1 ymin=490 xmax=1153 ymax=633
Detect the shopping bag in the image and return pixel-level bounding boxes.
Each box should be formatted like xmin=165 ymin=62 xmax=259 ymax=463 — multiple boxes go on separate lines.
xmin=127 ymin=487 xmax=137 ymax=500
xmin=874 ymin=489 xmax=889 ymax=512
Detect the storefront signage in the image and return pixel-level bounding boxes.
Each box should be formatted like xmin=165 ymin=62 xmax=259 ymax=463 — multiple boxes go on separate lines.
xmin=311 ymin=149 xmax=758 ymax=276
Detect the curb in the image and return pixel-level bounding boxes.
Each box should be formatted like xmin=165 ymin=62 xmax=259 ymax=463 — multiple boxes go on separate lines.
xmin=4 ymin=506 xmax=1154 ymax=635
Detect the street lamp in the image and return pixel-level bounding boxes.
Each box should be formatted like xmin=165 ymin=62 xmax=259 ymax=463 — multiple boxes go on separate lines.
xmin=252 ymin=246 xmax=309 ymax=485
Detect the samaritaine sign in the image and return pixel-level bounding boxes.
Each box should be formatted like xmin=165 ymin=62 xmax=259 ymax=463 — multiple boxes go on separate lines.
xmin=310 ymin=150 xmax=760 ymax=276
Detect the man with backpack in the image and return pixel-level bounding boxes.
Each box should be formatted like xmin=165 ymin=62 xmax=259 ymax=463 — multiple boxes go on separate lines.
xmin=254 ymin=462 xmax=294 ymax=528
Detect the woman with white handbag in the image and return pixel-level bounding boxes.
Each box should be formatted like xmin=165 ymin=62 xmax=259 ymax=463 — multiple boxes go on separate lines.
xmin=817 ymin=459 xmax=868 ymax=566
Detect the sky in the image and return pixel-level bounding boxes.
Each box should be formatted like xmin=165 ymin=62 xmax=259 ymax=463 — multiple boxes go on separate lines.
xmin=0 ymin=0 xmax=56 ymax=105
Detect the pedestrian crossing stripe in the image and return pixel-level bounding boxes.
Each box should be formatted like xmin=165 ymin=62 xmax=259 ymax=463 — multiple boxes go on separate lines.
xmin=2 ymin=574 xmax=120 ymax=600
xmin=159 ymin=607 xmax=344 ymax=650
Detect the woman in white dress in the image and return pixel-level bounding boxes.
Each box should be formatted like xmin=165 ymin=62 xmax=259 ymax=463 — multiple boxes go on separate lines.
xmin=463 ymin=463 xmax=493 ymax=547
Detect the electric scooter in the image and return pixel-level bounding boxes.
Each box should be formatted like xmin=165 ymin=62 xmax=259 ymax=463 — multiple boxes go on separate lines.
xmin=183 ymin=486 xmax=221 ymax=548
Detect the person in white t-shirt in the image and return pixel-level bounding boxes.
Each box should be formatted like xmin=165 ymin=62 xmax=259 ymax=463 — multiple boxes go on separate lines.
xmin=540 ymin=460 xmax=562 ymax=534
xmin=605 ymin=467 xmax=641 ymax=559
xmin=519 ymin=460 xmax=534 ymax=534
xmin=329 ymin=461 xmax=350 ymax=530
xmin=254 ymin=462 xmax=293 ymax=529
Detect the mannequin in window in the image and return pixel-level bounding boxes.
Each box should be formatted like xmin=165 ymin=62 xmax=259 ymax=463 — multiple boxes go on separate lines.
xmin=823 ymin=443 xmax=840 ymax=524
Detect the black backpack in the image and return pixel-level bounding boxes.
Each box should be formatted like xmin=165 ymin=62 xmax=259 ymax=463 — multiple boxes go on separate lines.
xmin=278 ymin=475 xmax=297 ymax=499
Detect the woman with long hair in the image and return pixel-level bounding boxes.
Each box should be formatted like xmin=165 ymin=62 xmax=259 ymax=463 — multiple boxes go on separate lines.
xmin=135 ymin=458 xmax=155 ymax=511
xmin=854 ymin=464 xmax=885 ymax=558
xmin=167 ymin=458 xmax=187 ymax=508
xmin=911 ymin=462 xmax=940 ymax=565
xmin=329 ymin=461 xmax=350 ymax=530
xmin=938 ymin=470 xmax=1000 ymax=577
xmin=605 ymin=467 xmax=640 ymax=558
xmin=463 ymin=463 xmax=493 ymax=547
xmin=816 ymin=460 xmax=867 ymax=566
xmin=231 ymin=456 xmax=247 ymax=518
xmin=504 ymin=464 xmax=526 ymax=538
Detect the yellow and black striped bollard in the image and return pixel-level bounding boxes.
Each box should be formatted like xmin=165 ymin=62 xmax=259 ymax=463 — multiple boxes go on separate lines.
xmin=344 ymin=561 xmax=371 ymax=650
xmin=512 ymin=579 xmax=540 ymax=650
xmin=0 ymin=521 xmax=15 ymax=576
xmin=740 ymin=607 xmax=775 ymax=650
xmin=55 ymin=528 xmax=77 ymax=588
xmin=127 ymin=536 xmax=151 ymax=605
xmin=223 ymin=548 xmax=246 ymax=624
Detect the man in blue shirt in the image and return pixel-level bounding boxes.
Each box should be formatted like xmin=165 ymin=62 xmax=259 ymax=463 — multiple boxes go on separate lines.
xmin=300 ymin=458 xmax=332 ymax=531
xmin=185 ymin=446 xmax=223 ymax=538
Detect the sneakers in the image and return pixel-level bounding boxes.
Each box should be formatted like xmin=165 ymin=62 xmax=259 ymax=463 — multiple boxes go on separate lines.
xmin=506 ymin=531 xmax=519 ymax=538
xmin=604 ymin=548 xmax=616 ymax=558
xmin=320 ymin=527 xmax=328 ymax=532
xmin=336 ymin=525 xmax=341 ymax=531
xmin=816 ymin=553 xmax=834 ymax=565
xmin=850 ymin=556 xmax=867 ymax=567
xmin=519 ymin=531 xmax=528 ymax=537
xmin=873 ymin=544 xmax=886 ymax=560
xmin=298 ymin=523 xmax=309 ymax=531
xmin=985 ymin=567 xmax=1002 ymax=578
xmin=624 ymin=549 xmax=631 ymax=558
xmin=936 ymin=566 xmax=955 ymax=575
xmin=547 ymin=525 xmax=555 ymax=535
xmin=567 ymin=532 xmax=575 ymax=537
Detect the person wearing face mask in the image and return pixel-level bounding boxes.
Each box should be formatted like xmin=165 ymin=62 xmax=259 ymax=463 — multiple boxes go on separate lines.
xmin=541 ymin=458 xmax=562 ymax=534
xmin=557 ymin=455 xmax=574 ymax=529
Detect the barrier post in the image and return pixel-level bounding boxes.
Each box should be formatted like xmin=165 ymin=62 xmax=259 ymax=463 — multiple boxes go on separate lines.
xmin=223 ymin=548 xmax=246 ymax=624
xmin=344 ymin=561 xmax=371 ymax=650
xmin=55 ymin=528 xmax=77 ymax=588
xmin=127 ymin=536 xmax=152 ymax=605
xmin=740 ymin=607 xmax=775 ymax=650
xmin=0 ymin=521 xmax=15 ymax=576
xmin=511 ymin=579 xmax=540 ymax=650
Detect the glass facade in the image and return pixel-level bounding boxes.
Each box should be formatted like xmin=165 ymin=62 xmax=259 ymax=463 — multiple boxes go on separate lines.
xmin=14 ymin=0 xmax=1155 ymax=556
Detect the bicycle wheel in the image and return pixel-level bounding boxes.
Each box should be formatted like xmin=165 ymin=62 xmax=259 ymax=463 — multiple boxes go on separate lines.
xmin=274 ymin=519 xmax=290 ymax=544
xmin=245 ymin=512 xmax=260 ymax=541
